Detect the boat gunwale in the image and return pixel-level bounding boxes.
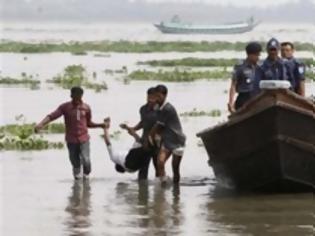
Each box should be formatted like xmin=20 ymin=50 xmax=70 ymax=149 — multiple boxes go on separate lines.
xmin=196 ymin=91 xmax=315 ymax=137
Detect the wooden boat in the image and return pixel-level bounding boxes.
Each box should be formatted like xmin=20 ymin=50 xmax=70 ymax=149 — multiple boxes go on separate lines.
xmin=154 ymin=15 xmax=260 ymax=35
xmin=197 ymin=84 xmax=315 ymax=191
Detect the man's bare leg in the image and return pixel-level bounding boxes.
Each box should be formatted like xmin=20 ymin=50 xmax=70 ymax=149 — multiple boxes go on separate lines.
xmin=157 ymin=147 xmax=171 ymax=181
xmin=172 ymin=155 xmax=182 ymax=184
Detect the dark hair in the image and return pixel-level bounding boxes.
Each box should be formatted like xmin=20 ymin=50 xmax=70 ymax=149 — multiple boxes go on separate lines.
xmin=147 ymin=87 xmax=156 ymax=95
xmin=245 ymin=42 xmax=262 ymax=55
xmin=71 ymin=86 xmax=84 ymax=97
xmin=281 ymin=42 xmax=294 ymax=50
xmin=155 ymin=84 xmax=168 ymax=95
xmin=115 ymin=164 xmax=125 ymax=173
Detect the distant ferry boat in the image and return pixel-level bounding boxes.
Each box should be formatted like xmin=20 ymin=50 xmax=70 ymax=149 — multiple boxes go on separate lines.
xmin=154 ymin=16 xmax=260 ymax=34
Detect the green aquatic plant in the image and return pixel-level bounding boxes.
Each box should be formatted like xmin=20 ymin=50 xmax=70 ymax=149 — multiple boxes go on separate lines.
xmin=0 ymin=76 xmax=40 ymax=86
xmin=306 ymin=70 xmax=315 ymax=81
xmin=50 ymin=64 xmax=108 ymax=91
xmin=180 ymin=108 xmax=222 ymax=117
xmin=52 ymin=64 xmax=86 ymax=88
xmin=0 ymin=135 xmax=64 ymax=151
xmin=128 ymin=69 xmax=230 ymax=82
xmin=71 ymin=51 xmax=88 ymax=56
xmin=0 ymin=116 xmax=65 ymax=151
xmin=94 ymin=53 xmax=111 ymax=58
xmin=138 ymin=57 xmax=315 ymax=68
xmin=0 ymin=123 xmax=65 ymax=135
xmin=138 ymin=58 xmax=240 ymax=67
xmin=0 ymin=40 xmax=313 ymax=53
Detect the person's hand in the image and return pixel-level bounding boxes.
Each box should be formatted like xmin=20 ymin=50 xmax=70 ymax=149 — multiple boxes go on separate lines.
xmin=34 ymin=124 xmax=43 ymax=133
xmin=142 ymin=138 xmax=150 ymax=150
xmin=119 ymin=123 xmax=128 ymax=130
xmin=127 ymin=127 xmax=136 ymax=136
xmin=103 ymin=117 xmax=111 ymax=129
xmin=227 ymin=102 xmax=235 ymax=113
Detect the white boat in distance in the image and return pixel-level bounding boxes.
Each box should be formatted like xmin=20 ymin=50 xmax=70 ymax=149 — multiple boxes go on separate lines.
xmin=154 ymin=16 xmax=260 ymax=34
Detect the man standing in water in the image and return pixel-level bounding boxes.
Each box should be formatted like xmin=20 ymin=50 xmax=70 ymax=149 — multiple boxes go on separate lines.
xmin=150 ymin=85 xmax=186 ymax=184
xmin=281 ymin=41 xmax=306 ymax=96
xmin=35 ymin=87 xmax=105 ymax=180
xmin=125 ymin=87 xmax=159 ymax=180
xmin=228 ymin=42 xmax=265 ymax=112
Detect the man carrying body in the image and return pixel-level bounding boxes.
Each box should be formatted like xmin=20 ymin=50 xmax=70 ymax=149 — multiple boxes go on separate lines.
xmin=149 ymin=85 xmax=186 ymax=184
xmin=228 ymin=42 xmax=265 ymax=112
xmin=281 ymin=41 xmax=306 ymax=96
xmin=35 ymin=87 xmax=105 ymax=179
xmin=125 ymin=87 xmax=159 ymax=179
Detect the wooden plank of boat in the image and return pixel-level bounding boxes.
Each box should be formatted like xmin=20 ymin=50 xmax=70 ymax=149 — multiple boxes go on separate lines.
xmin=197 ymin=88 xmax=315 ymax=191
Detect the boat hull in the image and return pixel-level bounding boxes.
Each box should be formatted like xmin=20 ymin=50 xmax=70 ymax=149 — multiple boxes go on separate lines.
xmin=154 ymin=24 xmax=255 ymax=34
xmin=197 ymin=94 xmax=315 ymax=191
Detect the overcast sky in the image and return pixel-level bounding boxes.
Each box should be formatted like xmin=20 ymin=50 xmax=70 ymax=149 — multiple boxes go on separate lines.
xmin=1 ymin=0 xmax=315 ymax=23
xmin=137 ymin=0 xmax=315 ymax=7
xmin=139 ymin=0 xmax=299 ymax=7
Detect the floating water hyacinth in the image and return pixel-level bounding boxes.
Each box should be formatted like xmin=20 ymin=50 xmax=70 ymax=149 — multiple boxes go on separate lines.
xmin=0 ymin=115 xmax=64 ymax=151
xmin=128 ymin=69 xmax=230 ymax=82
xmin=0 ymin=40 xmax=313 ymax=53
xmin=49 ymin=64 xmax=108 ymax=91
xmin=0 ymin=135 xmax=64 ymax=151
xmin=180 ymin=108 xmax=222 ymax=117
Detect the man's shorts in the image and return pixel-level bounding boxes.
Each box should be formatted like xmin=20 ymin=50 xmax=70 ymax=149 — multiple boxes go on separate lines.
xmin=161 ymin=144 xmax=185 ymax=156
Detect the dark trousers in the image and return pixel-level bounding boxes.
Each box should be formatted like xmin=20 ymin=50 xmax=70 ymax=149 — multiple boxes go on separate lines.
xmin=138 ymin=148 xmax=158 ymax=180
xmin=67 ymin=141 xmax=91 ymax=177
xmin=235 ymin=92 xmax=251 ymax=110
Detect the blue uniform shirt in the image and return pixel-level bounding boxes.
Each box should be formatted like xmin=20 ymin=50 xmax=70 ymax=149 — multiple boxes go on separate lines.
xmin=232 ymin=60 xmax=265 ymax=96
xmin=283 ymin=57 xmax=305 ymax=92
xmin=262 ymin=57 xmax=290 ymax=82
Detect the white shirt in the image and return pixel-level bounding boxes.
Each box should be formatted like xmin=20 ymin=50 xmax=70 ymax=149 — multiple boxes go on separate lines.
xmin=106 ymin=142 xmax=142 ymax=172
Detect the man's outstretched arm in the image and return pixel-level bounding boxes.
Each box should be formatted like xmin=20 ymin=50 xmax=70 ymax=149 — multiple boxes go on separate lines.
xmin=120 ymin=124 xmax=141 ymax=143
xmin=87 ymin=111 xmax=106 ymax=129
xmin=35 ymin=105 xmax=64 ymax=133
xmin=103 ymin=118 xmax=111 ymax=146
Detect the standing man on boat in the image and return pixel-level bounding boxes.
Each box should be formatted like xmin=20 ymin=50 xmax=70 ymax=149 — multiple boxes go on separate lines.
xmin=281 ymin=42 xmax=306 ymax=96
xmin=228 ymin=42 xmax=265 ymax=112
xmin=149 ymin=85 xmax=186 ymax=184
xmin=34 ymin=86 xmax=106 ymax=180
xmin=261 ymin=38 xmax=291 ymax=83
xmin=123 ymin=87 xmax=159 ymax=180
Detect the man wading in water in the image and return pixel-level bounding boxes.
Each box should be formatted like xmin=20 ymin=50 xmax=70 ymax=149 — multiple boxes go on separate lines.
xmin=35 ymin=87 xmax=106 ymax=180
xmin=123 ymin=87 xmax=159 ymax=180
xmin=149 ymin=85 xmax=186 ymax=184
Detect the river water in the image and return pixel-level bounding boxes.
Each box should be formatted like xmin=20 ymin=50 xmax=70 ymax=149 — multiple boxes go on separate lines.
xmin=0 ymin=23 xmax=315 ymax=236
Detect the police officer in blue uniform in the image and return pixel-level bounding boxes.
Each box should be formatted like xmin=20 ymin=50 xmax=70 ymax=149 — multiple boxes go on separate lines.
xmin=262 ymin=38 xmax=291 ymax=83
xmin=228 ymin=42 xmax=265 ymax=112
xmin=281 ymin=41 xmax=306 ymax=96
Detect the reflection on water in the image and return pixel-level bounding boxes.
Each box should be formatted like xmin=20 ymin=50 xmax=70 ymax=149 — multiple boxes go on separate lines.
xmin=112 ymin=181 xmax=184 ymax=236
xmin=60 ymin=178 xmax=314 ymax=236
xmin=203 ymin=187 xmax=315 ymax=236
xmin=64 ymin=180 xmax=92 ymax=236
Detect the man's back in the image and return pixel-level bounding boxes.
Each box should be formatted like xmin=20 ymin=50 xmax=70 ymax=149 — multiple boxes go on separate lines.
xmin=49 ymin=101 xmax=91 ymax=143
xmin=158 ymin=102 xmax=186 ymax=149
